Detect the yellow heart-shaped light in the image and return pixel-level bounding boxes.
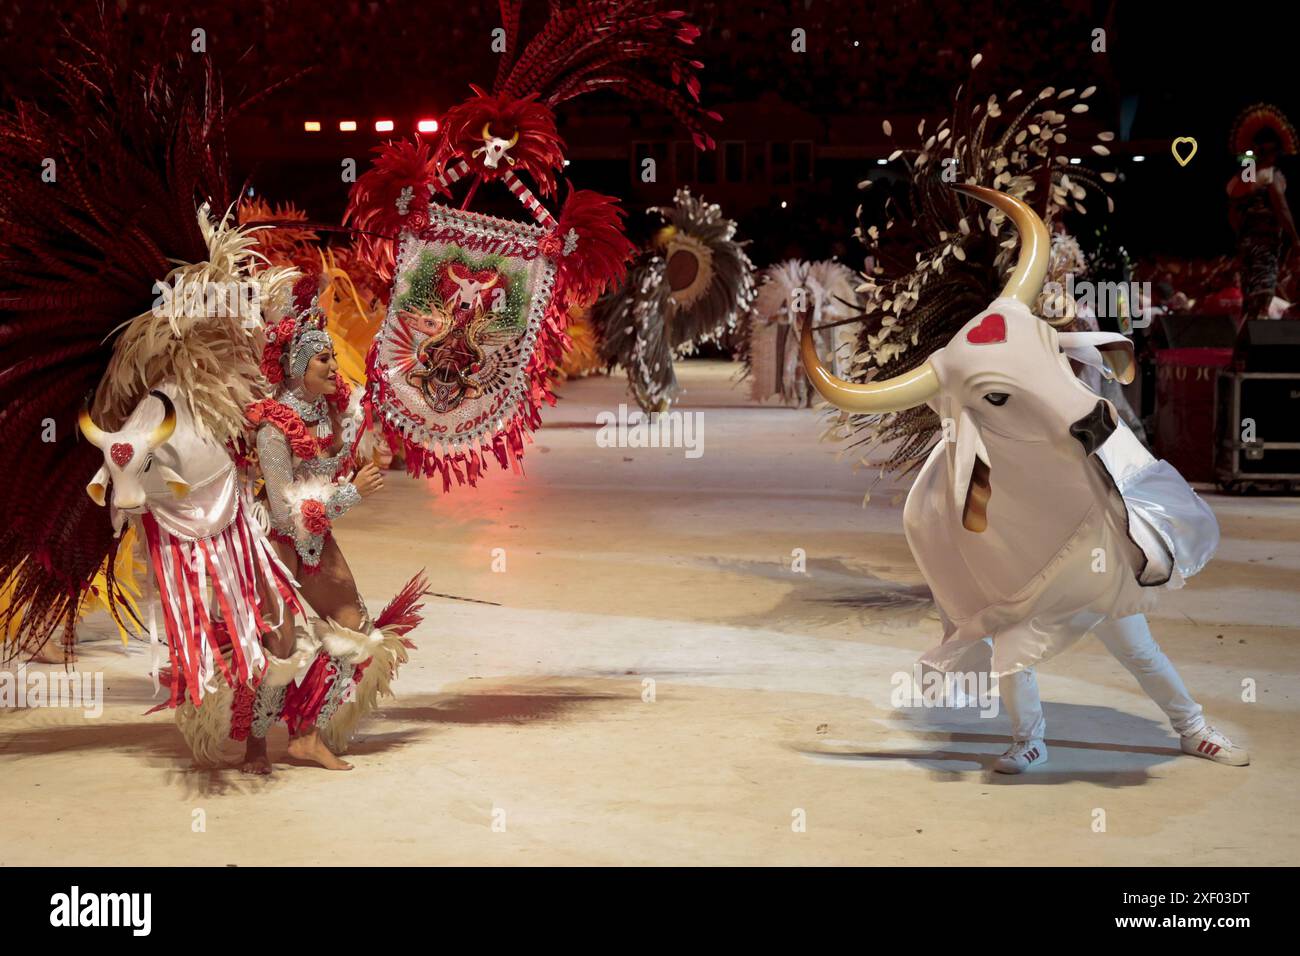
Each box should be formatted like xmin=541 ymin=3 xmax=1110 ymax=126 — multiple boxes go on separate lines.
xmin=1171 ymin=137 xmax=1198 ymax=167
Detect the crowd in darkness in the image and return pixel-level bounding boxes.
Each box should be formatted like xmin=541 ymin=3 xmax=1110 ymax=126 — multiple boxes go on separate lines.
xmin=1 ymin=1 xmax=1112 ymax=125
xmin=692 ymin=0 xmax=1107 ymax=114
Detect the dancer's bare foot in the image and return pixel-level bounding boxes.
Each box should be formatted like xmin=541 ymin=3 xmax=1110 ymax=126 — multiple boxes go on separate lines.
xmin=240 ymin=737 xmax=273 ymax=775
xmin=29 ymin=640 xmax=76 ymax=664
xmin=287 ymin=730 xmax=353 ymax=771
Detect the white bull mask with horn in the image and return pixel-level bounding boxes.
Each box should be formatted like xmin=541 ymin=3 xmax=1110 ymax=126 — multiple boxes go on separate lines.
xmin=79 ymin=386 xmax=238 ymax=537
xmin=802 ymin=184 xmax=1136 ymax=534
xmin=801 ymin=185 xmax=1218 ymax=677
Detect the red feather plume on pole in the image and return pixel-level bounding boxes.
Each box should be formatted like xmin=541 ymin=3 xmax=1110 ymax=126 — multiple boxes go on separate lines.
xmin=346 ymin=0 xmax=717 ymax=286
xmin=343 ymin=137 xmax=440 ymax=289
xmin=553 ymin=187 xmax=637 ymax=310
xmin=0 ymin=9 xmax=236 ymax=660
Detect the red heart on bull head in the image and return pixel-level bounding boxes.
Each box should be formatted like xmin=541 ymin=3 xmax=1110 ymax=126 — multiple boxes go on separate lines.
xmin=966 ymin=312 xmax=1006 ymax=345
xmin=110 ymin=442 xmax=134 ymax=467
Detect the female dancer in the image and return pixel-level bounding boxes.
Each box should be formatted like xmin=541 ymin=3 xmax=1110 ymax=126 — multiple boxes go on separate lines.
xmin=240 ymin=276 xmax=403 ymax=774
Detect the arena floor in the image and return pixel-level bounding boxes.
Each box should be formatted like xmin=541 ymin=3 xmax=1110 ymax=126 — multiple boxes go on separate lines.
xmin=3 ymin=361 xmax=1297 ymax=866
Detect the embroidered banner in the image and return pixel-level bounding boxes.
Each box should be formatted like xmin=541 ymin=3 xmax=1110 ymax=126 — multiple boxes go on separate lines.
xmin=368 ymin=204 xmax=558 ymax=465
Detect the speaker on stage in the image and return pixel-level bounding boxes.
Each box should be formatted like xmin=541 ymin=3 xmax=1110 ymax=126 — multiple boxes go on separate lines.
xmin=1234 ymin=319 xmax=1300 ymax=372
xmin=1153 ymin=313 xmax=1238 ymax=350
xmin=1151 ymin=314 xmax=1236 ymax=483
xmin=1216 ymin=321 xmax=1300 ymax=491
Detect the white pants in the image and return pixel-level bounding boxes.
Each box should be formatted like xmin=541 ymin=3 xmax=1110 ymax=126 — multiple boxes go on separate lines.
xmin=1000 ymin=614 xmax=1205 ymax=741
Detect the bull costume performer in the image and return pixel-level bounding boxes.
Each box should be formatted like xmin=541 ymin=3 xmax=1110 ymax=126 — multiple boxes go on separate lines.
xmin=800 ymin=81 xmax=1247 ymax=773
xmin=0 ymin=12 xmax=427 ymax=773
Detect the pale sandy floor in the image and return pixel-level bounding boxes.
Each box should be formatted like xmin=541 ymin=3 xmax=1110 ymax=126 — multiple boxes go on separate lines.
xmin=3 ymin=361 xmax=1298 ymax=865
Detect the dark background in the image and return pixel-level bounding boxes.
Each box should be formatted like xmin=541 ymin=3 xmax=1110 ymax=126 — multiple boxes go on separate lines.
xmin=1 ymin=0 xmax=1291 ymax=269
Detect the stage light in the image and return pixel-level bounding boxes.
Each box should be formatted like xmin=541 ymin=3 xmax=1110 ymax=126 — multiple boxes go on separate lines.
xmin=877 ymin=158 xmax=888 ymax=165
xmin=563 ymin=159 xmax=571 ymax=166
xmin=1069 ymin=157 xmax=1081 ymax=165
xmin=339 ymin=120 xmax=357 ymax=132
xmin=417 ymin=119 xmax=439 ymax=133
xmin=780 ymin=201 xmax=788 ymax=209
xmin=375 ymin=120 xmax=395 ymax=133
xmin=1133 ymin=155 xmax=1146 ymax=162
xmin=303 ymin=121 xmax=321 ymax=132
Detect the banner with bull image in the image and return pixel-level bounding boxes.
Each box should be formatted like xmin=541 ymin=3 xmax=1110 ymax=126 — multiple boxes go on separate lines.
xmin=367 ymin=204 xmax=558 ymax=489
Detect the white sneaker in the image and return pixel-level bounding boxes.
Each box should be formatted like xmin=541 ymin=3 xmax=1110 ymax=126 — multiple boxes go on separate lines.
xmin=1181 ymin=724 xmax=1249 ymax=766
xmin=993 ymin=739 xmax=1049 ymax=774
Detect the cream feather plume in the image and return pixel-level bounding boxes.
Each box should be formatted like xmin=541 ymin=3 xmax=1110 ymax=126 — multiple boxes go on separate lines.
xmin=93 ymin=205 xmax=298 ymax=443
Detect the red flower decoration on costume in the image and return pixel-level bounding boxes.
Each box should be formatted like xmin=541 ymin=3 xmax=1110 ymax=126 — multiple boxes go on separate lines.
xmin=292 ymin=271 xmax=320 ymax=313
xmin=538 ymin=233 xmax=563 ymax=258
xmin=299 ymin=499 xmax=330 ymax=535
xmin=245 ymin=400 xmax=321 ymax=460
xmin=273 ymin=317 xmax=297 ymax=341
xmin=327 ymin=373 xmax=353 ymax=411
xmin=407 ymin=210 xmax=428 ymax=233
xmin=260 ymin=353 xmax=285 ymax=384
xmin=260 ymin=317 xmax=298 ymax=384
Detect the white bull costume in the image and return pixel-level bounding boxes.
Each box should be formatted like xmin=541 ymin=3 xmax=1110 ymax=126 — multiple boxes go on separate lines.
xmin=802 ymin=185 xmax=1247 ymax=771
xmin=80 ymin=383 xmax=300 ymax=711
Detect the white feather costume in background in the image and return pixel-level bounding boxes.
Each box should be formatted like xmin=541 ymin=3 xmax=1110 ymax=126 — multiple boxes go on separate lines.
xmin=743 ymin=259 xmax=860 ymax=405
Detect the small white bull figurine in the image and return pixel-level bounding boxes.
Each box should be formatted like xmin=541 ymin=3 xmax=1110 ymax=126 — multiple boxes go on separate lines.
xmin=79 ymin=382 xmax=298 ymax=707
xmin=800 ymin=185 xmax=1246 ymax=772
xmin=80 ymin=387 xmax=208 ymax=535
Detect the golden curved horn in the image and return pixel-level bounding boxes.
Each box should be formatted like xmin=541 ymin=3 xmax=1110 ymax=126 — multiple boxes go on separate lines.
xmin=799 ymin=314 xmax=939 ymax=414
xmin=482 ymin=123 xmax=520 ymax=148
xmin=148 ymin=390 xmax=176 ymax=448
xmin=78 ymin=405 xmax=108 ymax=449
xmin=953 ymin=184 xmax=1052 ymax=315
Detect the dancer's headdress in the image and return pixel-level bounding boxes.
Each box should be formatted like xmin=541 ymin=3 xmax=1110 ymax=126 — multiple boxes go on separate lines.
xmin=1230 ymin=103 xmax=1299 ymax=157
xmin=262 ymin=272 xmax=332 ymax=385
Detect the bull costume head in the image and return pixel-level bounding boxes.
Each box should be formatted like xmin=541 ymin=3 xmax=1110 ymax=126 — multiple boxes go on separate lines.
xmin=801 ymin=185 xmax=1135 ymax=534
xmin=79 ymin=390 xmax=186 ymax=514
xmin=473 ymin=122 xmax=521 ymax=169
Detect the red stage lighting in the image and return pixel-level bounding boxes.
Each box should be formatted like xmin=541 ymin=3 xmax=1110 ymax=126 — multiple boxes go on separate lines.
xmin=417 ymin=119 xmax=439 ymax=134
